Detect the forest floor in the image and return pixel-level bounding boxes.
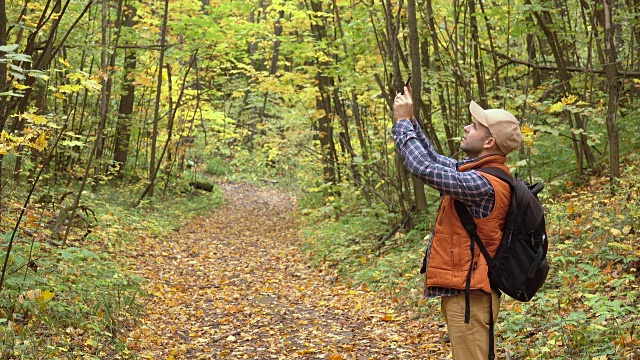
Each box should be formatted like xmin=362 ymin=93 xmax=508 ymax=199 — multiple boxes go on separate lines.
xmin=126 ymin=182 xmax=448 ymax=359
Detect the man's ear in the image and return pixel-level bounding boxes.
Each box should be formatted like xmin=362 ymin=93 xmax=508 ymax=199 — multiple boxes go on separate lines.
xmin=484 ymin=136 xmax=497 ymax=149
xmin=484 ymin=137 xmax=505 ymax=155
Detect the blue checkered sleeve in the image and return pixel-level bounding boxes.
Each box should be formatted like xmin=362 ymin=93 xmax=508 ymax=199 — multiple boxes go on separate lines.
xmin=411 ymin=120 xmax=456 ymax=168
xmin=392 ymin=120 xmax=494 ymax=217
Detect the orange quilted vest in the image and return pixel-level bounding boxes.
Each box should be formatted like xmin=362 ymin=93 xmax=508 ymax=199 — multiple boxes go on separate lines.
xmin=425 ymin=155 xmax=512 ymax=293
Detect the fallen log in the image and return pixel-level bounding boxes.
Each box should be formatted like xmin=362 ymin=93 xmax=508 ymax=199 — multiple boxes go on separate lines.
xmin=190 ymin=181 xmax=214 ymax=192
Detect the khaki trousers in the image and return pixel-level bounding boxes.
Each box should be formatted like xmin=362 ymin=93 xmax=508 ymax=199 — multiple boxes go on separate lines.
xmin=441 ymin=291 xmax=501 ymax=360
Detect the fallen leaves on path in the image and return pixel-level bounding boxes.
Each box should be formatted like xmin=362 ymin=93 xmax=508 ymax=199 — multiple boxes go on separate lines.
xmin=128 ymin=183 xmax=448 ymax=359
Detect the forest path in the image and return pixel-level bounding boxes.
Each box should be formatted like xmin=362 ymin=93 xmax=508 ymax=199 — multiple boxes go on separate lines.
xmin=130 ymin=182 xmax=446 ymax=359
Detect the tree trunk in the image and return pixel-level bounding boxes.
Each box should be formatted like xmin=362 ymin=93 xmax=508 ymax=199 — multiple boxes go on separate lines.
xmin=425 ymin=0 xmax=457 ymax=156
xmin=246 ymin=0 xmax=267 ymax=151
xmin=13 ymin=0 xmax=65 ymax=179
xmin=380 ymin=0 xmax=414 ymax=229
xmin=148 ymin=0 xmax=170 ymax=197
xmin=96 ymin=0 xmax=124 ymax=166
xmin=478 ymin=0 xmax=500 ymax=90
xmin=0 ymin=0 xmax=7 ymax=133
xmin=407 ymin=0 xmax=427 ymax=211
xmin=526 ymin=14 xmax=541 ymax=88
xmin=308 ymin=0 xmax=338 ymax=187
xmin=113 ymin=46 xmax=137 ymax=178
xmin=420 ymin=39 xmax=444 ymax=154
xmin=95 ymin=0 xmax=110 ymax=164
xmin=469 ymin=0 xmax=488 ymax=107
xmin=0 ymin=0 xmax=6 ymax=210
xmin=603 ymin=0 xmax=620 ymax=180
xmin=113 ymin=4 xmax=137 ymax=178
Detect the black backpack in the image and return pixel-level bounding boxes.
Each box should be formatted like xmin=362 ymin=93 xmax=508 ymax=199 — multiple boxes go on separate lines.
xmin=454 ymin=167 xmax=549 ymax=360
xmin=455 ymin=167 xmax=549 ymax=301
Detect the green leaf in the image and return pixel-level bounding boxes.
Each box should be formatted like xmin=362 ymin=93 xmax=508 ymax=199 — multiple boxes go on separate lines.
xmin=61 ymin=140 xmax=85 ymax=147
xmin=10 ymin=71 xmax=25 ymax=80
xmin=28 ymin=69 xmax=50 ymax=80
xmin=9 ymin=64 xmax=23 ymax=72
xmin=0 ymin=44 xmax=19 ymax=52
xmin=5 ymin=53 xmax=32 ymax=62
xmin=0 ymin=91 xmax=24 ymax=97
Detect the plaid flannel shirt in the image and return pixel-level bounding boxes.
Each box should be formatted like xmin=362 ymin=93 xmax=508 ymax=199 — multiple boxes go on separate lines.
xmin=392 ymin=119 xmax=496 ymax=298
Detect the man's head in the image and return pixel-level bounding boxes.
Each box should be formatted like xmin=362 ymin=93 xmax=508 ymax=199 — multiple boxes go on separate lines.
xmin=464 ymin=100 xmax=522 ymax=157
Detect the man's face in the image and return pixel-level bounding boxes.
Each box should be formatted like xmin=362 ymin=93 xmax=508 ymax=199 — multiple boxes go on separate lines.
xmin=460 ymin=120 xmax=492 ymax=158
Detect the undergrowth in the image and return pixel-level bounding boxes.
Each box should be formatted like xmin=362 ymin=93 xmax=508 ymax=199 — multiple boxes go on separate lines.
xmin=0 ymin=180 xmax=223 ymax=359
xmin=299 ymin=185 xmax=442 ymax=314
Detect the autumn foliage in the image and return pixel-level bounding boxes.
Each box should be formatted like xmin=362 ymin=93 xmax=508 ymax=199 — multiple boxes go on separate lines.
xmin=0 ymin=0 xmax=639 ymax=358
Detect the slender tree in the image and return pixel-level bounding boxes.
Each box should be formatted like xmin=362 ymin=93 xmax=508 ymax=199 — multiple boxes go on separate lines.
xmin=307 ymin=0 xmax=338 ymax=187
xmin=407 ymin=0 xmax=427 ymax=211
xmin=148 ymin=0 xmax=170 ymax=197
xmin=113 ymin=3 xmax=138 ymax=179
xmin=603 ymin=0 xmax=621 ymax=180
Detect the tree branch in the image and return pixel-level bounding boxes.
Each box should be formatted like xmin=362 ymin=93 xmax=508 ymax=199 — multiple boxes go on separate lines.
xmin=482 ymin=47 xmax=640 ymax=78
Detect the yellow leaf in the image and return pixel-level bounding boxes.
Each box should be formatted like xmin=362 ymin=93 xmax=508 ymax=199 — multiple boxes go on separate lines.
xmin=33 ymin=132 xmax=48 ymax=151
xmin=566 ymin=203 xmax=575 ymax=213
xmin=381 ymin=313 xmax=395 ymax=321
xmin=38 ymin=290 xmax=55 ymax=302
xmin=59 ymin=58 xmax=73 ymax=68
xmin=66 ymin=72 xmax=86 ymax=81
xmin=610 ymin=228 xmax=622 ymax=237
xmin=58 ymin=84 xmax=83 ymax=93
xmin=561 ymin=94 xmax=578 ymax=105
xmin=22 ymin=112 xmax=47 ymax=125
xmin=12 ymin=82 xmax=30 ymax=90
xmin=521 ymin=123 xmax=535 ymax=147
xmin=548 ymin=101 xmax=565 ymax=113
xmin=85 ymin=338 xmax=97 ymax=346
xmin=135 ymin=74 xmax=154 ymax=87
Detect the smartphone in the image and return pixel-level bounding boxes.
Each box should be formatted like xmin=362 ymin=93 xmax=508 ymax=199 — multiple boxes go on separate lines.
xmin=400 ymin=74 xmax=412 ymax=95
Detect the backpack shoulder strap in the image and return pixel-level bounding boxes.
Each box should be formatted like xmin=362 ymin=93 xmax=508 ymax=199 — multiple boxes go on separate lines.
xmin=454 ymin=200 xmax=495 ymax=332
xmin=453 ymin=201 xmax=494 ymax=269
xmin=476 ymin=167 xmax=513 ymax=186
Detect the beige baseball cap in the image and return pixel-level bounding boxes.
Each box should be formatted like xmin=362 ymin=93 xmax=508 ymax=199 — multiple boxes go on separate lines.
xmin=469 ymin=100 xmax=522 ymax=155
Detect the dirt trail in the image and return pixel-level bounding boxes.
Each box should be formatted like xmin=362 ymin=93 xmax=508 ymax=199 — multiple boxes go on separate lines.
xmin=129 ymin=183 xmax=446 ymax=359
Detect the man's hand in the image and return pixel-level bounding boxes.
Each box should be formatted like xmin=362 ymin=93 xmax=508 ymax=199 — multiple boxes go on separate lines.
xmin=393 ymin=86 xmax=413 ymax=122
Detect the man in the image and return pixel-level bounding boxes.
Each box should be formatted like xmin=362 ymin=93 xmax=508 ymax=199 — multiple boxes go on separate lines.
xmin=392 ymin=87 xmax=521 ymax=359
